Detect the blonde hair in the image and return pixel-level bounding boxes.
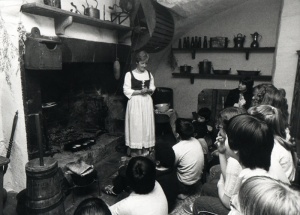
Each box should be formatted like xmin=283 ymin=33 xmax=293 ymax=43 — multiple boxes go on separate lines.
xmin=248 ymin=105 xmax=295 ymax=151
xmin=239 ymin=176 xmax=300 ymax=215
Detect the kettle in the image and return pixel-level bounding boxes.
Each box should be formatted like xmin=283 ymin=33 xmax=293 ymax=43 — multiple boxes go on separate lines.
xmin=82 ymin=0 xmax=100 ymax=19
xmin=233 ymin=33 xmax=246 ymax=48
xmin=250 ymin=32 xmax=262 ymax=48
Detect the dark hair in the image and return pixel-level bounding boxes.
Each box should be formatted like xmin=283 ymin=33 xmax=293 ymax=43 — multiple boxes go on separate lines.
xmin=226 ymin=114 xmax=274 ymax=171
xmin=126 ymin=156 xmax=156 ymax=194
xmin=217 ymin=107 xmax=247 ymax=130
xmin=251 ymin=84 xmax=289 ymax=127
xmin=74 ymin=198 xmax=111 ymax=215
xmin=176 ymin=118 xmax=194 ymax=140
xmin=135 ymin=50 xmax=149 ymax=63
xmin=240 ymin=76 xmax=254 ymax=92
xmin=197 ymin=107 xmax=211 ymax=122
xmin=155 ymin=143 xmax=175 ymax=168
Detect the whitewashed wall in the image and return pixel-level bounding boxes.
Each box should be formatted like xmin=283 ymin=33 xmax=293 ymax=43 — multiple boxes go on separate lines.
xmin=152 ymin=0 xmax=282 ymax=118
xmin=273 ymin=0 xmax=300 ymax=118
xmin=0 ymin=0 xmax=129 ymax=192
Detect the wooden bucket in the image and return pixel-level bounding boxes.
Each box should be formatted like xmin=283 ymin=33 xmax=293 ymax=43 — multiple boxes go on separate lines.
xmin=25 ymin=157 xmax=65 ymax=215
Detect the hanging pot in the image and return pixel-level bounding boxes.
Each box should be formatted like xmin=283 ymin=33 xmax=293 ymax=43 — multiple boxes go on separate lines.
xmin=198 ymin=59 xmax=212 ymax=74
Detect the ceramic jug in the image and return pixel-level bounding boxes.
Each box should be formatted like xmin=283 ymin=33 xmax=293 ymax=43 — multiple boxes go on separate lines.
xmin=250 ymin=32 xmax=262 ymax=48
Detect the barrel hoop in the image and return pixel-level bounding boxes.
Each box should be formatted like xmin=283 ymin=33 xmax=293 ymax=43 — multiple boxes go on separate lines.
xmin=26 ymin=168 xmax=58 ymax=179
xmin=26 ymin=194 xmax=64 ymax=213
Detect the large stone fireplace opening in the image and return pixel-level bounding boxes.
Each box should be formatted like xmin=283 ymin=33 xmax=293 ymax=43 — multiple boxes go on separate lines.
xmin=22 ymin=33 xmax=131 ymax=160
xmin=40 ymin=62 xmax=127 ymax=152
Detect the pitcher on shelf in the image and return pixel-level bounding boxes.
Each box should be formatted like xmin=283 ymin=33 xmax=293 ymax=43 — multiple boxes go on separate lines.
xmin=250 ymin=32 xmax=262 ymax=48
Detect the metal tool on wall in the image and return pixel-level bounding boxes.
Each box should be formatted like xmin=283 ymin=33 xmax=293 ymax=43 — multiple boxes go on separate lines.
xmin=3 ymin=111 xmax=18 ymax=174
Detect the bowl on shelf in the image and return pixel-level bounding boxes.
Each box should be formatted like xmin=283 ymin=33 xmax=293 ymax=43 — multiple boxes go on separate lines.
xmin=237 ymin=70 xmax=261 ymax=76
xmin=155 ymin=103 xmax=170 ymax=113
xmin=213 ymin=69 xmax=231 ymax=75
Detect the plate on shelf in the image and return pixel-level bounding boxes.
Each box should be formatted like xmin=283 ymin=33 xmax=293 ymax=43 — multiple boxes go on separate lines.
xmin=237 ymin=70 xmax=260 ymax=76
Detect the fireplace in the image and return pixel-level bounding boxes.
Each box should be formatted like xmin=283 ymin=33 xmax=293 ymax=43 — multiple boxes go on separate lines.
xmin=21 ymin=27 xmax=131 ymax=159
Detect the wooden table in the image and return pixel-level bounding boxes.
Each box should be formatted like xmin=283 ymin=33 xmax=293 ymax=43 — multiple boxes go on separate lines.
xmin=0 ymin=156 xmax=9 ymax=215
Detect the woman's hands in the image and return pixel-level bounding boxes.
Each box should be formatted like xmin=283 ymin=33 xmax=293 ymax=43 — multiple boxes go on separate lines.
xmin=140 ymin=88 xmax=152 ymax=95
xmin=215 ymin=136 xmax=226 ymax=154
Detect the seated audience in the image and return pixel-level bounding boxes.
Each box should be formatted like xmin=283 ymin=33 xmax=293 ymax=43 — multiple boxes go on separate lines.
xmin=251 ymin=83 xmax=289 ymax=127
xmin=109 ymin=156 xmax=168 ymax=215
xmin=233 ymin=176 xmax=300 ymax=215
xmin=248 ymin=105 xmax=296 ymax=181
xmin=187 ymin=107 xmax=246 ymax=215
xmin=155 ymin=142 xmax=179 ymax=212
xmin=74 ymin=197 xmax=111 ymax=215
xmin=225 ymin=76 xmax=254 ymax=110
xmin=172 ymin=118 xmax=204 ymax=199
xmin=225 ymin=114 xmax=290 ymax=215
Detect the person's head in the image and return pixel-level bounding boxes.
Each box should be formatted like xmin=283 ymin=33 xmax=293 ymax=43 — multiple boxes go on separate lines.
xmin=176 ymin=118 xmax=194 ymax=140
xmin=155 ymin=143 xmax=175 ymax=168
xmin=251 ymin=84 xmax=289 ymax=127
xmin=226 ymin=114 xmax=274 ymax=171
xmin=126 ymin=156 xmax=156 ymax=194
xmin=238 ymin=77 xmax=254 ymax=92
xmin=197 ymin=107 xmax=211 ymax=122
xmin=238 ymin=176 xmax=300 ymax=215
xmin=135 ymin=50 xmax=149 ymax=72
xmin=216 ymin=107 xmax=247 ymax=158
xmin=248 ymin=105 xmax=286 ymax=138
xmin=73 ymin=197 xmax=111 ymax=215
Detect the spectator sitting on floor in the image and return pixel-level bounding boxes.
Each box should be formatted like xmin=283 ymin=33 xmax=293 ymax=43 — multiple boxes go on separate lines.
xmin=74 ymin=197 xmax=111 ymax=215
xmin=173 ymin=118 xmax=204 ymax=200
xmin=248 ymin=105 xmax=296 ymax=182
xmin=109 ymin=156 xmax=168 ymax=215
xmin=184 ymin=107 xmax=246 ymax=215
xmin=236 ymin=176 xmax=300 ymax=215
xmin=155 ymin=141 xmax=179 ymax=212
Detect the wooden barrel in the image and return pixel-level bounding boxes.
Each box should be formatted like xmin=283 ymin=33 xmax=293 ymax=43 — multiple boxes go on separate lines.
xmin=25 ymin=157 xmax=65 ymax=215
xmin=132 ymin=0 xmax=174 ymax=53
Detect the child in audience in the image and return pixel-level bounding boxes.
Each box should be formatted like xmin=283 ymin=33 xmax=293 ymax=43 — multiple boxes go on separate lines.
xmin=186 ymin=107 xmax=246 ymax=215
xmin=248 ymin=105 xmax=296 ymax=182
xmin=235 ymin=176 xmax=300 ymax=215
xmin=173 ymin=118 xmax=204 ymax=200
xmin=74 ymin=197 xmax=111 ymax=215
xmin=155 ymin=142 xmax=179 ymax=212
xmin=251 ymin=83 xmax=289 ymax=127
xmin=225 ymin=114 xmax=290 ymax=215
xmin=109 ymin=156 xmax=168 ymax=215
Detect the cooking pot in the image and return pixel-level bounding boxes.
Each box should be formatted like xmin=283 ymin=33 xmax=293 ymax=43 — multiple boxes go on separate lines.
xmin=83 ymin=6 xmax=100 ymax=18
xmin=198 ymin=59 xmax=212 ymax=74
xmin=234 ymin=33 xmax=246 ymax=48
xmin=179 ymin=65 xmax=193 ymax=73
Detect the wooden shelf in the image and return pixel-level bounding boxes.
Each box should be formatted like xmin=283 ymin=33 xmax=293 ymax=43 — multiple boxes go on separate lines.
xmin=21 ymin=3 xmax=132 ymax=35
xmin=172 ymin=73 xmax=272 ymax=84
xmin=172 ymin=47 xmax=276 ymax=60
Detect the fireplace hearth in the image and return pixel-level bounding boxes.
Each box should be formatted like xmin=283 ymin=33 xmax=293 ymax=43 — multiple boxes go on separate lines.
xmin=21 ymin=33 xmax=131 ymax=159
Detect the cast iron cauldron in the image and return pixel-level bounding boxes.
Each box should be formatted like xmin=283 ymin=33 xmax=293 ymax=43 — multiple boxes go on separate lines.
xmin=179 ymin=65 xmax=193 ymax=73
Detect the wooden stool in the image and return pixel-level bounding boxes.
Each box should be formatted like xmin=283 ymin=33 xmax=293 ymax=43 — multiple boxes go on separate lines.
xmin=0 ymin=156 xmax=9 ymax=215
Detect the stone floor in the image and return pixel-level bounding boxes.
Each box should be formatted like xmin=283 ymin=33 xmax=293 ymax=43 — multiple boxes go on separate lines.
xmin=2 ymin=132 xmax=179 ymax=215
